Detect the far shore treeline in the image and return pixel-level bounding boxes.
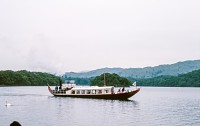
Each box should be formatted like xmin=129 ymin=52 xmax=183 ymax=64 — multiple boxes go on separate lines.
xmin=1 ymin=69 xmax=200 ymax=87
xmin=132 ymin=69 xmax=200 ymax=87
xmin=64 ymin=69 xmax=200 ymax=87
xmin=0 ymin=70 xmax=60 ymax=86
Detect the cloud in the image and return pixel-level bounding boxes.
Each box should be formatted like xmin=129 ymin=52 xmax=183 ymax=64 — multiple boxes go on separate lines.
xmin=0 ymin=0 xmax=200 ymax=73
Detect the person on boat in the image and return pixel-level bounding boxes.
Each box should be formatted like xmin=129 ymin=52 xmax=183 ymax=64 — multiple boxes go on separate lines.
xmin=122 ymin=87 xmax=125 ymax=92
xmin=59 ymin=78 xmax=62 ymax=90
xmin=55 ymin=86 xmax=58 ymax=91
xmin=118 ymin=88 xmax=121 ymax=93
xmin=111 ymin=87 xmax=115 ymax=94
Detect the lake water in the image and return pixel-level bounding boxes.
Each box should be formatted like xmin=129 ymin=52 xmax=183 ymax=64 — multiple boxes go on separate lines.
xmin=0 ymin=86 xmax=200 ymax=126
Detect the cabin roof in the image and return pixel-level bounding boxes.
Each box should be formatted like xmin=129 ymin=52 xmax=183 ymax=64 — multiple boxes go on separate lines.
xmin=72 ymin=86 xmax=114 ymax=90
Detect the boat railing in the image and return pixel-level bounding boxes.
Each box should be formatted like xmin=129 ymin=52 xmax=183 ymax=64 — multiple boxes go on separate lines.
xmin=62 ymin=83 xmax=76 ymax=89
xmin=53 ymin=90 xmax=66 ymax=94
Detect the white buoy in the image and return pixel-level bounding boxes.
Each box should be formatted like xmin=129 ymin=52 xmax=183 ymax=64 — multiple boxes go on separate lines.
xmin=5 ymin=101 xmax=11 ymax=106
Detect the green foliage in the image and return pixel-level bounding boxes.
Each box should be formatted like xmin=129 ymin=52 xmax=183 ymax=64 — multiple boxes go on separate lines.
xmin=0 ymin=70 xmax=60 ymax=86
xmin=90 ymin=73 xmax=132 ymax=87
xmin=129 ymin=69 xmax=200 ymax=87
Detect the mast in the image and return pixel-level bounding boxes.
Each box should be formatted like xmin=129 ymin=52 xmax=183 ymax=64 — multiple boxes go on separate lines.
xmin=104 ymin=73 xmax=106 ymax=86
xmin=59 ymin=78 xmax=62 ymax=89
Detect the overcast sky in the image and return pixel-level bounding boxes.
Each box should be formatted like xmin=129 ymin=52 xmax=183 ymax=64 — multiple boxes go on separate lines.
xmin=0 ymin=0 xmax=200 ymax=74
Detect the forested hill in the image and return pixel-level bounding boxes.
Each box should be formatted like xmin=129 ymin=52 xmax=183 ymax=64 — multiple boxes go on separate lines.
xmin=64 ymin=60 xmax=200 ymax=78
xmin=0 ymin=70 xmax=60 ymax=86
xmin=90 ymin=73 xmax=132 ymax=87
xmin=133 ymin=69 xmax=200 ymax=87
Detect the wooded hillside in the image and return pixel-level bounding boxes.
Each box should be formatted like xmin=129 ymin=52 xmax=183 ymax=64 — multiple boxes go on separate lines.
xmin=0 ymin=70 xmax=60 ymax=86
xmin=90 ymin=73 xmax=132 ymax=87
xmin=131 ymin=69 xmax=200 ymax=87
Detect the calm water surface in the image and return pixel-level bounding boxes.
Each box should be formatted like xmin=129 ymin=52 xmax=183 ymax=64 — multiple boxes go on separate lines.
xmin=0 ymin=86 xmax=200 ymax=126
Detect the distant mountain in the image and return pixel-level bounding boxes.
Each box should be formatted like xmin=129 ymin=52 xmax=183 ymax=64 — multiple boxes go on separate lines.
xmin=64 ymin=60 xmax=200 ymax=78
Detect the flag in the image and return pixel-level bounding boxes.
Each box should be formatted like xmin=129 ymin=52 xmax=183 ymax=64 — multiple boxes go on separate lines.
xmin=132 ymin=81 xmax=136 ymax=87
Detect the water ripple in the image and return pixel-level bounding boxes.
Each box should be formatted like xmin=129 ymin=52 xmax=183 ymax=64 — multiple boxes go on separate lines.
xmin=0 ymin=86 xmax=200 ymax=126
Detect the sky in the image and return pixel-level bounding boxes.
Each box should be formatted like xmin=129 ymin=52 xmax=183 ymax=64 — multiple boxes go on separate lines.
xmin=0 ymin=0 xmax=200 ymax=74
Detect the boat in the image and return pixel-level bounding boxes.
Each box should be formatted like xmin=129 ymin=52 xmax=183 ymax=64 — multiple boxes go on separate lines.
xmin=47 ymin=81 xmax=140 ymax=100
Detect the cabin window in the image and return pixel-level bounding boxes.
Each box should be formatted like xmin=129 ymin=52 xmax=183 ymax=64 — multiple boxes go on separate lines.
xmin=87 ymin=90 xmax=91 ymax=94
xmin=105 ymin=90 xmax=109 ymax=94
xmin=77 ymin=90 xmax=80 ymax=94
xmin=81 ymin=90 xmax=85 ymax=94
xmin=98 ymin=90 xmax=102 ymax=94
xmin=72 ymin=90 xmax=75 ymax=94
xmin=92 ymin=90 xmax=96 ymax=94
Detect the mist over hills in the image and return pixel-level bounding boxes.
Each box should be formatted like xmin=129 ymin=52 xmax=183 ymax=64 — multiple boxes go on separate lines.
xmin=64 ymin=60 xmax=200 ymax=78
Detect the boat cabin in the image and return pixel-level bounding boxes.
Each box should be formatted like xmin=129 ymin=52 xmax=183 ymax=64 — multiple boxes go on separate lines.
xmin=67 ymin=86 xmax=114 ymax=95
xmin=53 ymin=86 xmax=115 ymax=95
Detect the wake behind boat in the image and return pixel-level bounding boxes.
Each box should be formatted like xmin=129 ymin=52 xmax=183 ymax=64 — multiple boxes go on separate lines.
xmin=48 ymin=82 xmax=140 ymax=100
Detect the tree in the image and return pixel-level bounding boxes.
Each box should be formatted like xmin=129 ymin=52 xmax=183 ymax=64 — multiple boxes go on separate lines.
xmin=90 ymin=73 xmax=132 ymax=87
